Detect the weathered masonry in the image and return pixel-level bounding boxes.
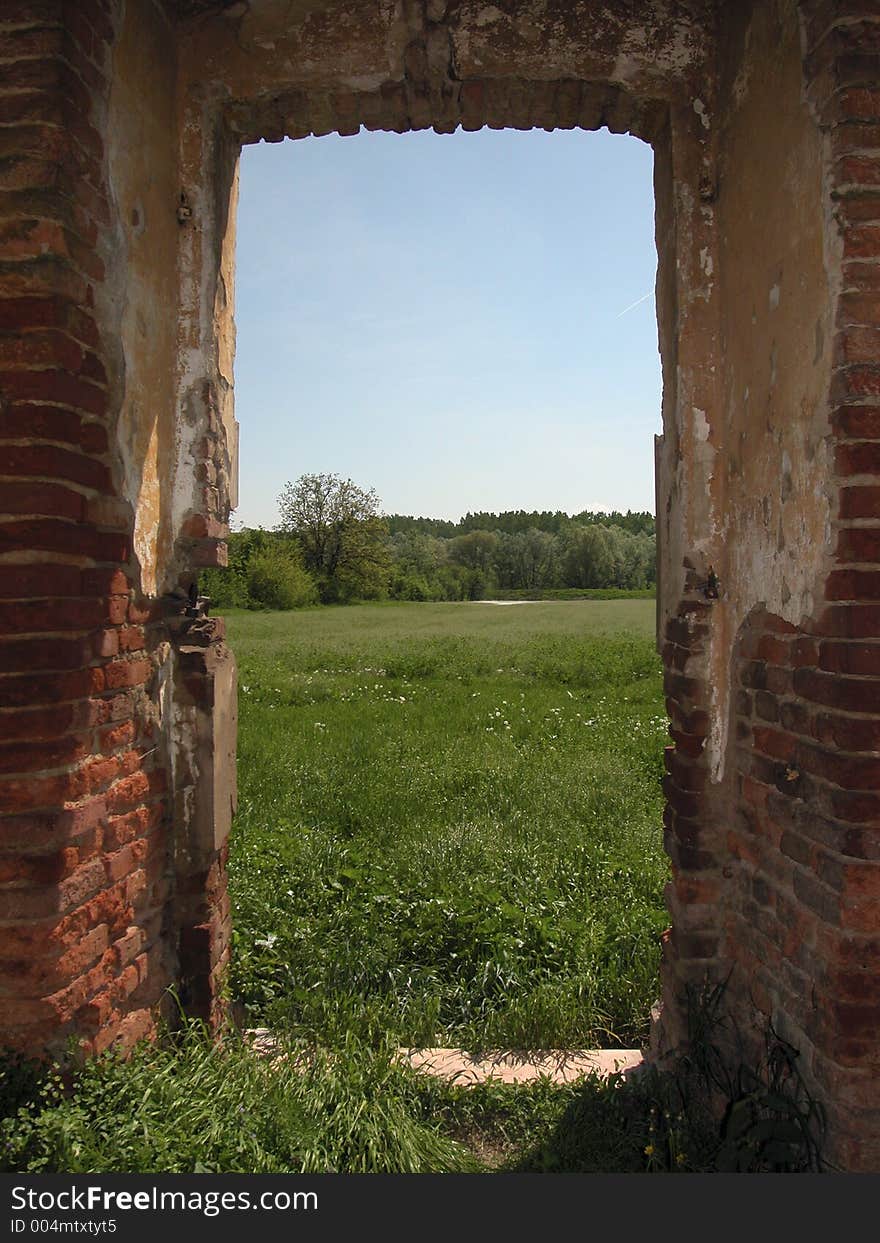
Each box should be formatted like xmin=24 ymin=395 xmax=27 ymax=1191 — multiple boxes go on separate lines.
xmin=1 ymin=0 xmax=879 ymax=1170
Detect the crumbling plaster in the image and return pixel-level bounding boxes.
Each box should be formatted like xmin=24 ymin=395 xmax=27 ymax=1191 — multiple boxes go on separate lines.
xmin=105 ymin=0 xmax=180 ymax=599
xmin=709 ymin=0 xmax=837 ymax=781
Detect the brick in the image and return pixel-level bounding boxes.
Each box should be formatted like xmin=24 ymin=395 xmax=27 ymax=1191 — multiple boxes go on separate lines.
xmin=780 ymin=700 xmax=812 ymax=734
xmin=835 ymin=405 xmax=880 ymax=440
xmin=0 ymin=664 xmax=104 ymax=706
xmin=0 ymin=632 xmax=90 ymax=671
xmin=815 ymin=711 xmax=880 ymax=751
xmin=840 ymin=486 xmax=880 ymax=518
xmin=757 ymin=633 xmax=790 ymax=663
xmin=103 ymin=658 xmax=151 ymax=690
xmin=0 ymin=480 xmax=86 ymax=521
xmin=819 ymin=639 xmax=880 ymax=674
xmin=663 ymin=747 xmax=706 ymax=792
xmin=0 ymin=296 xmax=99 ymax=347
xmin=825 ymin=569 xmax=880 ymax=600
xmin=0 ymin=518 xmax=127 ymax=563
xmin=817 ymin=602 xmax=880 ymax=637
xmin=0 ymin=701 xmax=80 ymax=741
xmin=793 ymin=869 xmax=841 ymax=924
xmin=0 ymin=403 xmax=108 ymax=451
xmin=0 ymin=368 xmax=106 ymax=415
xmin=836 ymin=442 xmax=880 ymax=476
xmin=831 ymin=787 xmax=880 ymax=822
xmin=0 ymin=732 xmax=87 ymax=774
xmin=81 ymin=567 xmax=129 ymax=596
xmin=836 ymin=528 xmax=880 ymax=563
xmin=0 ymin=442 xmax=111 ymax=491
xmin=753 ymin=726 xmax=796 ymax=762
xmin=740 ymin=659 xmax=767 ymax=690
xmin=835 ymin=335 xmax=880 ymax=374
xmin=839 ymin=288 xmax=880 ymax=326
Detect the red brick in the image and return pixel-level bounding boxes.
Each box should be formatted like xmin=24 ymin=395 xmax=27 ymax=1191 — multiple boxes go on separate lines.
xmin=0 ymin=633 xmax=88 ymax=672
xmin=0 ymin=403 xmax=108 ymax=451
xmin=0 ymin=366 xmax=106 ymax=415
xmin=780 ymin=700 xmax=812 ymax=734
xmin=831 ymin=787 xmax=880 ymax=823
xmin=815 ymin=711 xmax=880 ymax=751
xmin=663 ymin=746 xmax=707 ymax=792
xmin=103 ymin=658 xmax=151 ymax=691
xmin=844 ymin=224 xmax=880 ymax=260
xmin=753 ymin=726 xmax=796 ymax=762
xmin=0 ymin=564 xmax=76 ymax=601
xmin=0 ymin=664 xmax=104 ymax=707
xmin=837 ymin=154 xmax=880 ymax=189
xmin=0 ymin=443 xmax=111 ymax=491
xmin=819 ymin=639 xmax=880 ymax=674
xmin=835 ymin=331 xmax=880 ymax=370
xmin=839 ymin=288 xmax=880 ymax=326
xmin=840 ymin=486 xmax=880 ymax=518
xmin=816 ymin=602 xmax=880 ymax=637
xmin=0 ymin=480 xmax=86 ymax=521
xmin=836 ymin=442 xmax=880 ymax=476
xmin=837 ymin=527 xmax=880 ymax=563
xmin=797 ymin=742 xmax=880 ymax=790
xmin=81 ymin=567 xmax=129 ymax=596
xmin=825 ymin=569 xmax=880 ymax=600
xmin=0 ymin=701 xmax=79 ymax=741
xmin=838 ymin=86 xmax=880 ymax=123
xmin=103 ymin=770 xmax=149 ymax=815
xmin=0 ymin=518 xmax=128 ymax=562
xmin=117 ymin=626 xmax=144 ymax=653
xmin=0 ymin=296 xmax=99 ymax=347
xmin=0 ymin=733 xmax=87 ymax=774
xmin=757 ymin=633 xmax=790 ymax=664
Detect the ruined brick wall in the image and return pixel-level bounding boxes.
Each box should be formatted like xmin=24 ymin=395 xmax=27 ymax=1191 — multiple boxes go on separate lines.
xmin=0 ymin=0 xmax=234 ymax=1055
xmin=0 ymin=0 xmax=173 ymax=1053
xmin=1 ymin=0 xmax=878 ymax=1172
xmin=656 ymin=0 xmax=880 ymax=1172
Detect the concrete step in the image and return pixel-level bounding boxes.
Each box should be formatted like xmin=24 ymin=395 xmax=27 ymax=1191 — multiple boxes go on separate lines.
xmin=397 ymin=1047 xmax=644 ymax=1086
xmin=245 ymin=1030 xmax=644 ymax=1086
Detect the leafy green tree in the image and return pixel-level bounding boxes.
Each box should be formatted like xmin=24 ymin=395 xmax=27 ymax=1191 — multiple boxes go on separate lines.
xmin=562 ymin=524 xmax=615 ymax=588
xmin=277 ymin=473 xmax=391 ymax=603
xmin=448 ymin=530 xmax=499 ymax=575
xmin=247 ymin=544 xmax=318 ymax=610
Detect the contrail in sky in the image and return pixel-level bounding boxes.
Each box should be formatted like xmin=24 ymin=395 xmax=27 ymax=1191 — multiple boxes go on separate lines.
xmin=616 ymin=290 xmax=654 ymax=318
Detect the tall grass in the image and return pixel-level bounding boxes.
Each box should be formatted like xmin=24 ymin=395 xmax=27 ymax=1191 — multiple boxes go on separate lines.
xmin=3 ymin=600 xmax=681 ymax=1174
xmin=228 ymin=600 xmax=669 ymax=1049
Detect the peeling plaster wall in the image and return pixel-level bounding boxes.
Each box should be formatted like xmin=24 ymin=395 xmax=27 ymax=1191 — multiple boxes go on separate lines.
xmin=713 ymin=0 xmax=836 ymax=779
xmin=106 ymin=0 xmax=180 ymax=598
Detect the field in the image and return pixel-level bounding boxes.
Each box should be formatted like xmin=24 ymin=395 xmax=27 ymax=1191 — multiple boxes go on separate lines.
xmin=5 ymin=601 xmax=817 ymax=1174
xmin=227 ymin=598 xmax=669 ymax=1050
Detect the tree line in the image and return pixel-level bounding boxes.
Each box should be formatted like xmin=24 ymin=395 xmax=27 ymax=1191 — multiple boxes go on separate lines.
xmin=200 ymin=473 xmax=656 ymax=610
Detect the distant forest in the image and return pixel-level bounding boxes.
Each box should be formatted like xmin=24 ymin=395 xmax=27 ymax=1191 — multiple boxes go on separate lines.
xmin=203 ymin=484 xmax=656 ymax=611
xmin=385 ymin=509 xmax=655 ymax=539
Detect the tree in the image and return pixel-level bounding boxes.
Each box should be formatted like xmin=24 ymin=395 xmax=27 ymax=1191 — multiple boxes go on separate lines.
xmin=247 ymin=543 xmax=318 ymax=610
xmin=448 ymin=529 xmax=499 ymax=575
xmin=277 ymin=473 xmax=390 ymax=603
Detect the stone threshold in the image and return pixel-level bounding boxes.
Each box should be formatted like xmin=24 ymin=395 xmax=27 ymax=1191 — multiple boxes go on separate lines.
xmin=398 ymin=1047 xmax=644 ymax=1086
xmin=246 ymin=1030 xmax=643 ymax=1086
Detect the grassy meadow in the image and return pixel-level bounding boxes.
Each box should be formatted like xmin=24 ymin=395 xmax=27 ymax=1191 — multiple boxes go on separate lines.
xmin=227 ymin=598 xmax=669 ymax=1050
xmin=4 ymin=597 xmax=690 ymax=1175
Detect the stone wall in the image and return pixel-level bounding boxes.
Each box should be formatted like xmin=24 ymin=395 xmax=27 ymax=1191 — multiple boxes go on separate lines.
xmin=0 ymin=0 xmax=878 ymax=1170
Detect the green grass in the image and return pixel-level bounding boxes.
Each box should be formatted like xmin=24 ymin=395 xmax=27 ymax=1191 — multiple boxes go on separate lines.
xmin=227 ymin=599 xmax=669 ymax=1049
xmin=0 ymin=1024 xmax=708 ymax=1175
xmin=2 ymin=598 xmax=681 ymax=1175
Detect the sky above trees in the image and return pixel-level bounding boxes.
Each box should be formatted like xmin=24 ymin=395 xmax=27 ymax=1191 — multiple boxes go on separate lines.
xmin=233 ymin=125 xmax=660 ymax=530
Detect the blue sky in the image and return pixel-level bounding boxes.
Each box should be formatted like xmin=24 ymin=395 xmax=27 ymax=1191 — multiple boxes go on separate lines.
xmin=233 ymin=126 xmax=660 ymax=529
